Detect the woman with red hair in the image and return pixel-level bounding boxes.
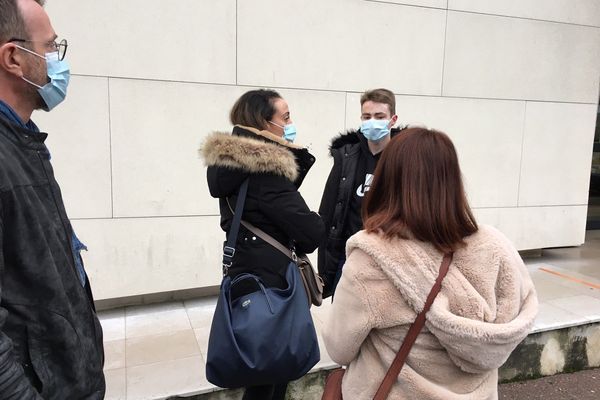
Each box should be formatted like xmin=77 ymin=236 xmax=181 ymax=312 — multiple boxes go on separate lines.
xmin=323 ymin=127 xmax=537 ymax=399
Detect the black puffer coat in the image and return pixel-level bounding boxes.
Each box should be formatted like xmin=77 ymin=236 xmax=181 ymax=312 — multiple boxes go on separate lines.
xmin=0 ymin=116 xmax=104 ymax=399
xmin=318 ymin=128 xmax=404 ymax=297
xmin=202 ymin=125 xmax=324 ymax=289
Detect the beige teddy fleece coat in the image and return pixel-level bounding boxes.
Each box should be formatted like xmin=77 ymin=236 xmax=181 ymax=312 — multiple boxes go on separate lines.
xmin=323 ymin=225 xmax=538 ymax=400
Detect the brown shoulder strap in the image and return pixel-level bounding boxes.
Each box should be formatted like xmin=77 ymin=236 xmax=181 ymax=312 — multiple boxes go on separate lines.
xmin=226 ymin=198 xmax=295 ymax=260
xmin=373 ymin=252 xmax=453 ymax=400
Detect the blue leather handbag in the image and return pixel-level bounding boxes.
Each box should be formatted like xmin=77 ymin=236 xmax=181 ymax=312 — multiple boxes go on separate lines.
xmin=205 ymin=178 xmax=320 ymax=388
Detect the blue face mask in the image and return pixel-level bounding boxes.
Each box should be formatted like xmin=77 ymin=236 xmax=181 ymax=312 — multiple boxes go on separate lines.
xmin=19 ymin=48 xmax=70 ymax=111
xmin=361 ymin=119 xmax=390 ymax=142
xmin=269 ymin=121 xmax=297 ymax=143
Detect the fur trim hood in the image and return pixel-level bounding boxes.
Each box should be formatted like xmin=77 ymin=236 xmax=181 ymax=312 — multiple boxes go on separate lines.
xmin=346 ymin=225 xmax=538 ymax=373
xmin=200 ymin=128 xmax=299 ymax=182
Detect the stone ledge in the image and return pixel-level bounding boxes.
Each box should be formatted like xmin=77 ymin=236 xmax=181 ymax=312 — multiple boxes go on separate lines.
xmin=500 ymin=322 xmax=600 ymax=382
xmin=171 ymin=322 xmax=600 ymax=400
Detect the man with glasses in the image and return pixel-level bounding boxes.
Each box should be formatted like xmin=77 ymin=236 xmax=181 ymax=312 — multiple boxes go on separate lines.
xmin=0 ymin=0 xmax=105 ymax=398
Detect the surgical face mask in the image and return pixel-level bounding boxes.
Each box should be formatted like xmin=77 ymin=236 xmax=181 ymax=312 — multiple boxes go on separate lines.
xmin=269 ymin=121 xmax=297 ymax=143
xmin=361 ymin=118 xmax=390 ymax=142
xmin=17 ymin=46 xmax=70 ymax=111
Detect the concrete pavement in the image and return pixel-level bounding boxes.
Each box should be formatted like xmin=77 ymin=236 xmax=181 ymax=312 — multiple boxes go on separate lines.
xmin=499 ymin=368 xmax=599 ymax=400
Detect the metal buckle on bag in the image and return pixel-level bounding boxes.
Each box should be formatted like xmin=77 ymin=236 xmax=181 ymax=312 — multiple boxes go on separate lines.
xmin=223 ymin=246 xmax=235 ymax=258
xmin=222 ymin=246 xmax=235 ymax=275
xmin=222 ymin=261 xmax=232 ymax=276
xmin=291 ymin=249 xmax=298 ymax=263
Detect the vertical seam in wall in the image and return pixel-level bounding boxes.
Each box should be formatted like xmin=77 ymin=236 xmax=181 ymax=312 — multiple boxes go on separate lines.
xmin=124 ymin=309 xmax=128 ymax=398
xmin=123 ymin=307 xmax=128 ymax=398
xmin=440 ymin=9 xmax=449 ymax=96
xmin=107 ymin=78 xmax=114 ymax=218
xmin=344 ymin=92 xmax=348 ymax=131
xmin=235 ymin=0 xmax=238 ymax=85
xmin=516 ymin=101 xmax=528 ymax=207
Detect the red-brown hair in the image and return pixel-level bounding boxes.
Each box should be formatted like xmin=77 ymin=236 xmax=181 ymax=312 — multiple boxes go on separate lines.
xmin=363 ymin=127 xmax=478 ymax=252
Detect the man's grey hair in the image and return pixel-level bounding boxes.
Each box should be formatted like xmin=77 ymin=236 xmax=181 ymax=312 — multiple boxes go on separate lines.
xmin=0 ymin=0 xmax=46 ymax=44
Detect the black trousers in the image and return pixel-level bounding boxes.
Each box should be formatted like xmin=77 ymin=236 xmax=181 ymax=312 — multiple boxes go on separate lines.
xmin=242 ymin=383 xmax=288 ymax=400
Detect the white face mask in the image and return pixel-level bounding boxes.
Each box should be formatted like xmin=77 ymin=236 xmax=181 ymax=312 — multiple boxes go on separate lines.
xmin=16 ymin=45 xmax=70 ymax=111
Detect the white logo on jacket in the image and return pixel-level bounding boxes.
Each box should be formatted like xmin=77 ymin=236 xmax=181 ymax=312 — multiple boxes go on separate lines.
xmin=356 ymin=174 xmax=374 ymax=197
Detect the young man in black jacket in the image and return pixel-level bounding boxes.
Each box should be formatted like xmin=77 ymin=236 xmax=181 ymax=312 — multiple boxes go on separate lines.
xmin=0 ymin=1 xmax=104 ymax=398
xmin=318 ymin=88 xmax=404 ymax=297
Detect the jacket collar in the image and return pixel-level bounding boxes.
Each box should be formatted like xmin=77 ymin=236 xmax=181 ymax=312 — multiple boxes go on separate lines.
xmin=234 ymin=125 xmax=303 ymax=149
xmin=0 ymin=100 xmax=39 ymax=132
xmin=0 ymin=115 xmax=48 ymax=150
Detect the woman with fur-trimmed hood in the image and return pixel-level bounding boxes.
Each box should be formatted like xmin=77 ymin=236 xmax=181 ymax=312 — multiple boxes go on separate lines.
xmin=200 ymin=89 xmax=324 ymax=400
xmin=323 ymin=128 xmax=538 ymax=400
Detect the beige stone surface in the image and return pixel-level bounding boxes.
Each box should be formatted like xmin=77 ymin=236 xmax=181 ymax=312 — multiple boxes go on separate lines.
xmin=238 ymin=0 xmax=446 ymax=94
xmin=34 ymin=76 xmax=112 ymax=219
xmin=104 ymin=368 xmax=126 ymax=400
xmin=444 ymin=11 xmax=600 ymax=103
xmin=519 ymin=102 xmax=598 ymax=206
xmin=45 ymin=0 xmax=236 ymax=84
xmin=540 ymin=337 xmax=566 ymax=376
xmin=449 ymin=0 xmax=600 ymax=26
xmin=126 ymin=330 xmax=201 ymax=367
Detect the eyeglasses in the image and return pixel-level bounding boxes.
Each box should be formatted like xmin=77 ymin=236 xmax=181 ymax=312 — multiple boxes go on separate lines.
xmin=8 ymin=38 xmax=68 ymax=61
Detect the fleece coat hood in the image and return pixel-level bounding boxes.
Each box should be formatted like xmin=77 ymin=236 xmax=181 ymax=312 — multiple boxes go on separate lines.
xmin=323 ymin=225 xmax=538 ymax=400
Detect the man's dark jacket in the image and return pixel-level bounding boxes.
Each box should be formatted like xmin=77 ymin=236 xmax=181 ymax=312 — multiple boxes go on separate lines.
xmin=202 ymin=126 xmax=324 ymax=290
xmin=0 ymin=116 xmax=105 ymax=399
xmin=318 ymin=128 xmax=403 ymax=297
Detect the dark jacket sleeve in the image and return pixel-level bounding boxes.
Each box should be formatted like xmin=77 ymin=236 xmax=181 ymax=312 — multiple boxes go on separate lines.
xmin=318 ymin=153 xmax=343 ymax=296
xmin=0 ymin=203 xmax=43 ymax=399
xmin=257 ymin=175 xmax=324 ymax=254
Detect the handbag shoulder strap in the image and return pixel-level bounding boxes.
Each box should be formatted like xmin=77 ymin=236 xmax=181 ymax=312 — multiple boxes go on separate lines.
xmin=373 ymin=252 xmax=453 ymax=400
xmin=225 ymin=198 xmax=295 ymax=261
xmin=222 ymin=178 xmax=249 ymax=275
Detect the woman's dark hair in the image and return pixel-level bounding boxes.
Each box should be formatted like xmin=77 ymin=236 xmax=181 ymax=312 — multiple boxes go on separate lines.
xmin=230 ymin=89 xmax=282 ymax=130
xmin=363 ymin=127 xmax=478 ymax=253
